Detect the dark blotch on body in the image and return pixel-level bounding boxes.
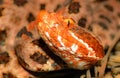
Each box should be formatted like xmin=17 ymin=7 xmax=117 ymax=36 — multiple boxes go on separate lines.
xmin=88 ymin=25 xmax=93 ymax=31
xmin=54 ymin=4 xmax=61 ymax=12
xmin=117 ymin=13 xmax=120 ymax=17
xmin=68 ymin=2 xmax=81 ymax=14
xmin=99 ymin=15 xmax=111 ymax=23
xmin=14 ymin=0 xmax=28 ymax=6
xmin=94 ymin=0 xmax=108 ymax=3
xmin=0 ymin=52 xmax=10 ymax=64
xmin=0 ymin=8 xmax=4 ymax=16
xmin=3 ymin=73 xmax=16 ymax=78
xmin=78 ymin=17 xmax=87 ymax=28
xmin=0 ymin=29 xmax=7 ymax=46
xmin=16 ymin=26 xmax=33 ymax=38
xmin=27 ymin=13 xmax=35 ymax=23
xmin=40 ymin=4 xmax=46 ymax=10
xmin=104 ymin=4 xmax=114 ymax=12
xmin=30 ymin=52 xmax=49 ymax=64
xmin=98 ymin=22 xmax=108 ymax=30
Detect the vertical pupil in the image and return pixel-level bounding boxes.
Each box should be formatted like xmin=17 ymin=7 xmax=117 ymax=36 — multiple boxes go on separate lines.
xmin=68 ymin=20 xmax=70 ymax=26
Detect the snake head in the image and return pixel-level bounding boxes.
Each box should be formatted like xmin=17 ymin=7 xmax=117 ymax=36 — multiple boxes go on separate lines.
xmin=37 ymin=10 xmax=104 ymax=70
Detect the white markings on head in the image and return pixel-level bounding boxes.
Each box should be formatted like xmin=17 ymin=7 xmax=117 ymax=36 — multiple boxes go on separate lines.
xmin=48 ymin=43 xmax=53 ymax=46
xmin=78 ymin=61 xmax=88 ymax=68
xmin=54 ymin=23 xmax=59 ymax=27
xmin=74 ymin=58 xmax=80 ymax=61
xmin=57 ymin=35 xmax=81 ymax=55
xmin=64 ymin=57 xmax=70 ymax=61
xmin=45 ymin=32 xmax=53 ymax=46
xmin=78 ymin=54 xmax=83 ymax=57
xmin=45 ymin=32 xmax=51 ymax=39
xmin=88 ymin=50 xmax=96 ymax=58
xmin=70 ymin=32 xmax=93 ymax=52
xmin=57 ymin=35 xmax=79 ymax=55
xmin=70 ymin=32 xmax=97 ymax=58
xmin=70 ymin=44 xmax=78 ymax=54
xmin=57 ymin=35 xmax=65 ymax=47
xmin=69 ymin=61 xmax=73 ymax=64
xmin=57 ymin=35 xmax=69 ymax=51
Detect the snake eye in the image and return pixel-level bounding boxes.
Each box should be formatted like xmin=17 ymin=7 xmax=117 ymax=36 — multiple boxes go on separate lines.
xmin=67 ymin=20 xmax=70 ymax=26
xmin=64 ymin=18 xmax=75 ymax=26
